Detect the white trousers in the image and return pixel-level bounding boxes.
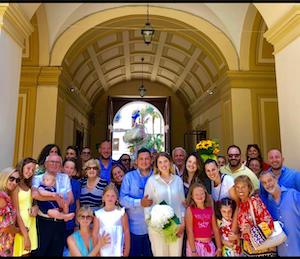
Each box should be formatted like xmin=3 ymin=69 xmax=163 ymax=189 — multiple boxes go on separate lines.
xmin=148 ymin=227 xmax=183 ymax=256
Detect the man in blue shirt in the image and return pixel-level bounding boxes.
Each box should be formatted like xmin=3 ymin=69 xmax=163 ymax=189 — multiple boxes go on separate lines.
xmin=259 ymin=149 xmax=300 ymax=218
xmin=259 ymin=171 xmax=300 ymax=256
xmin=97 ymin=140 xmax=116 ymax=183
xmin=120 ymin=148 xmax=153 ymax=256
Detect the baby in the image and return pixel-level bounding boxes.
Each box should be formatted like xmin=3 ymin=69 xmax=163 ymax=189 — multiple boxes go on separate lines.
xmin=37 ymin=172 xmax=74 ymax=221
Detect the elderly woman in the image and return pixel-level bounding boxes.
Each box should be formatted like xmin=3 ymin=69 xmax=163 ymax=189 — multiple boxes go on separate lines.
xmin=0 ymin=167 xmax=21 ymax=257
xmin=232 ymin=175 xmax=276 ymax=256
xmin=67 ymin=205 xmax=110 ymax=256
xmin=79 ymin=159 xmax=108 ymax=212
xmin=144 ymin=152 xmax=186 ymax=256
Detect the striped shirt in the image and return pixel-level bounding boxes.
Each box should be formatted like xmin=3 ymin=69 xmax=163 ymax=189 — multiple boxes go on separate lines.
xmin=79 ymin=177 xmax=108 ymax=212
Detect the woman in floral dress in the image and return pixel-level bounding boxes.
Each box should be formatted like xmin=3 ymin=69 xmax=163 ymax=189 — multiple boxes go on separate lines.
xmin=232 ymin=175 xmax=276 ymax=256
xmin=0 ymin=167 xmax=20 ymax=257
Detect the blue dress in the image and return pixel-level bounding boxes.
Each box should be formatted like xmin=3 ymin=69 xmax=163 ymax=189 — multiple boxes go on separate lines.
xmin=69 ymin=231 xmax=93 ymax=256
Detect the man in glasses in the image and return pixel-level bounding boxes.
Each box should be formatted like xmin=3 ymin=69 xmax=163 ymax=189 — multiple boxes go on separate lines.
xmin=119 ymin=153 xmax=133 ymax=172
xmin=220 ymin=144 xmax=259 ymax=190
xmin=32 ymin=154 xmax=74 ymax=256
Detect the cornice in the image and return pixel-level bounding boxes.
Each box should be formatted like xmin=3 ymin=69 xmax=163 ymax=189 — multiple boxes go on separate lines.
xmin=38 ymin=66 xmax=62 ymax=86
xmin=264 ymin=6 xmax=300 ymax=54
xmin=0 ymin=4 xmax=33 ymax=48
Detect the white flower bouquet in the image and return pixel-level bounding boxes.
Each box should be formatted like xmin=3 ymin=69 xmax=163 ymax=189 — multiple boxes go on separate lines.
xmin=149 ymin=201 xmax=180 ymax=243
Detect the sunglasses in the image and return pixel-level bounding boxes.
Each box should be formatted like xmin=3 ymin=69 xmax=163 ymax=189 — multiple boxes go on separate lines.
xmin=82 ymin=151 xmax=91 ymax=154
xmin=79 ymin=215 xmax=93 ymax=220
xmin=86 ymin=166 xmax=98 ymax=171
xmin=8 ymin=176 xmax=21 ymax=183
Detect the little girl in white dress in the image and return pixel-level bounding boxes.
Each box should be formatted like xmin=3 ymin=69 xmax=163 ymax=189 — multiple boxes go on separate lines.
xmin=93 ymin=183 xmax=130 ymax=256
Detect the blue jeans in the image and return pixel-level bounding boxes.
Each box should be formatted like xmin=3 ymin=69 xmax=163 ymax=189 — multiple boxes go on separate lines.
xmin=129 ymin=232 xmax=153 ymax=256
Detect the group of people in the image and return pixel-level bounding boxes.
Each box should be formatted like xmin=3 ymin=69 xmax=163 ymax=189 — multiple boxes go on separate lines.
xmin=0 ymin=140 xmax=300 ymax=257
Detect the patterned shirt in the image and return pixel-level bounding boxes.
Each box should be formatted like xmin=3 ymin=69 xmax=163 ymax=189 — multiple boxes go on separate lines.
xmin=79 ymin=177 xmax=108 ymax=212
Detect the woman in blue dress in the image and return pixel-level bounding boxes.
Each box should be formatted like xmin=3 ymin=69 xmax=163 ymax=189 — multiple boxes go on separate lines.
xmin=67 ymin=205 xmax=110 ymax=256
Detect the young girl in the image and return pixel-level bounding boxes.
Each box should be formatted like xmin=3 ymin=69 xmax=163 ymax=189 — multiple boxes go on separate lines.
xmin=12 ymin=158 xmax=39 ymax=256
xmin=93 ymin=183 xmax=130 ymax=256
xmin=216 ymin=198 xmax=242 ymax=256
xmin=185 ymin=183 xmax=222 ymax=257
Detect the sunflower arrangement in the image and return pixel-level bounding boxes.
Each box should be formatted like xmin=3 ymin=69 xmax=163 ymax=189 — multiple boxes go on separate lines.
xmin=195 ymin=139 xmax=220 ymax=162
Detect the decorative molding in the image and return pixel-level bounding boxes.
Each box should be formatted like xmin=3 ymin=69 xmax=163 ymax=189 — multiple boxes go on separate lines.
xmin=264 ymin=6 xmax=300 ymax=54
xmin=38 ymin=66 xmax=62 ymax=86
xmin=0 ymin=4 xmax=34 ymax=48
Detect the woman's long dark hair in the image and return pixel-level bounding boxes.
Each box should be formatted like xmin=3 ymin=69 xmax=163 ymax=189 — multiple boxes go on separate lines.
xmin=16 ymin=157 xmax=37 ymax=188
xmin=182 ymin=152 xmax=204 ymax=185
xmin=37 ymin=144 xmax=61 ymax=166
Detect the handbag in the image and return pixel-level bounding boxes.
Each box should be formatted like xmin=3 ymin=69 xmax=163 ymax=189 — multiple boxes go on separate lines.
xmin=249 ymin=200 xmax=287 ymax=250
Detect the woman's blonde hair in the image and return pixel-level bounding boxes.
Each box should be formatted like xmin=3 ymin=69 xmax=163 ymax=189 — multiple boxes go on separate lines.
xmin=154 ymin=152 xmax=175 ymax=175
xmin=101 ymin=183 xmax=120 ymax=208
xmin=76 ymin=205 xmax=94 ymax=221
xmin=83 ymin=159 xmax=100 ymax=171
xmin=186 ymin=182 xmax=210 ymax=208
xmin=234 ymin=175 xmax=255 ymax=196
xmin=0 ymin=167 xmax=18 ymax=192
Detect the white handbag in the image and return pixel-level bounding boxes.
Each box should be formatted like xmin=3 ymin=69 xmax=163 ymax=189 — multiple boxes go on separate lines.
xmin=249 ymin=201 xmax=287 ymax=251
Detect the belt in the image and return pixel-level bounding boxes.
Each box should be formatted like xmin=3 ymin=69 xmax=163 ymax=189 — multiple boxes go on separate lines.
xmin=37 ymin=210 xmax=64 ymax=222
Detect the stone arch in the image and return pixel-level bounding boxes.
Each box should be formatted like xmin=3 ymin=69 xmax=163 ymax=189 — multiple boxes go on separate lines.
xmin=50 ymin=5 xmax=239 ymax=70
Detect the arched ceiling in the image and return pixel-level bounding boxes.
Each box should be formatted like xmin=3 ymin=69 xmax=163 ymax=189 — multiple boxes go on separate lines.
xmin=61 ymin=15 xmax=228 ymax=106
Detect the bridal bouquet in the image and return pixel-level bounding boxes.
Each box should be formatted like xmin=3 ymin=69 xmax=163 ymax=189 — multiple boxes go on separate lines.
xmin=149 ymin=201 xmax=180 ymax=243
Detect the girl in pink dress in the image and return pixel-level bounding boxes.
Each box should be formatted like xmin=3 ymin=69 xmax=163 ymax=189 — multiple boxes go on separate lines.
xmin=0 ymin=168 xmax=20 ymax=257
xmin=185 ymin=182 xmax=222 ymax=257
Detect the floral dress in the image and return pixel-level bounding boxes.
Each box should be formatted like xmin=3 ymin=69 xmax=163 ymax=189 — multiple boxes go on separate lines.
xmin=217 ymin=218 xmax=242 ymax=256
xmin=0 ymin=191 xmax=17 ymax=257
xmin=237 ymin=195 xmax=275 ymax=256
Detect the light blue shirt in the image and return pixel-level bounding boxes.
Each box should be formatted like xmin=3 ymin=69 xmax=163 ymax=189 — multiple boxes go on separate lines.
xmin=263 ymin=186 xmax=300 ymax=256
xmin=259 ymin=166 xmax=300 ymax=218
xmin=119 ymin=168 xmax=153 ymax=235
xmin=32 ymin=172 xmax=72 ymax=198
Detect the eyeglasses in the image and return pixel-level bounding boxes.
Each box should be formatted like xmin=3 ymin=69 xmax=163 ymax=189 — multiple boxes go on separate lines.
xmin=79 ymin=215 xmax=93 ymax=220
xmin=82 ymin=151 xmax=91 ymax=154
xmin=48 ymin=160 xmax=61 ymax=164
xmin=8 ymin=176 xmax=21 ymax=183
xmin=86 ymin=166 xmax=98 ymax=171
xmin=228 ymin=154 xmax=241 ymax=158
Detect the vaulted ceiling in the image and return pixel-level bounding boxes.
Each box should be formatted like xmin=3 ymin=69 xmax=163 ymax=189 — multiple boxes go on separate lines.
xmin=61 ymin=15 xmax=228 ymax=106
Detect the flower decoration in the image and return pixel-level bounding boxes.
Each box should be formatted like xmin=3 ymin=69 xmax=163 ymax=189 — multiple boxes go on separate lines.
xmin=149 ymin=201 xmax=180 ymax=243
xmin=195 ymin=139 xmax=220 ymax=162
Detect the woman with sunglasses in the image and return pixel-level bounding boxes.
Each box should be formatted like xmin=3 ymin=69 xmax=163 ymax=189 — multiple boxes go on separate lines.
xmin=0 ymin=167 xmax=21 ymax=257
xmin=67 ymin=205 xmax=110 ymax=256
xmin=12 ymin=158 xmax=39 ymax=256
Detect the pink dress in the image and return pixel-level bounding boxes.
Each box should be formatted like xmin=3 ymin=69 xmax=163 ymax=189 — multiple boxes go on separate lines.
xmin=0 ymin=191 xmax=17 ymax=257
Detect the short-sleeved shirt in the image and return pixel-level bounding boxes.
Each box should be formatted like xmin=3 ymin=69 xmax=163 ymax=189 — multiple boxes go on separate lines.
xmin=32 ymin=172 xmax=72 ymax=198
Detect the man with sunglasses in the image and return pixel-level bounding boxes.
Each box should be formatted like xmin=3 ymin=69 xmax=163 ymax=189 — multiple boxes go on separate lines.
xmin=220 ymin=145 xmax=259 ymax=190
xmin=32 ymin=154 xmax=74 ymax=256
